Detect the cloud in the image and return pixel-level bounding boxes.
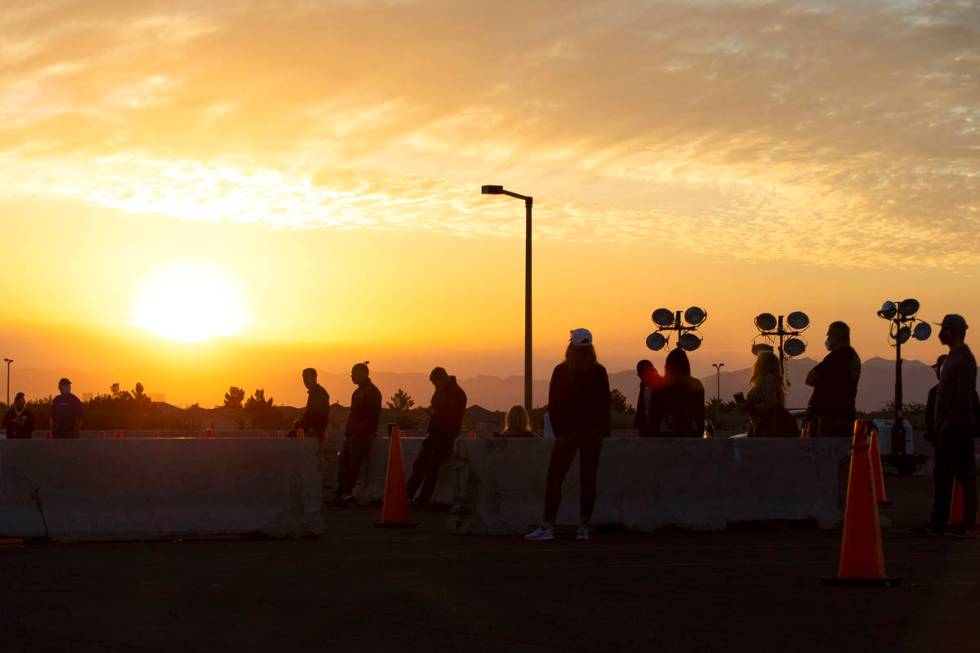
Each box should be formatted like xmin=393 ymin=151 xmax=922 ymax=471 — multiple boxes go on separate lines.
xmin=0 ymin=0 xmax=977 ymax=268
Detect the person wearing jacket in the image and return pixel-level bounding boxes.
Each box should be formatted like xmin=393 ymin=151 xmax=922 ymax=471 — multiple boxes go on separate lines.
xmin=634 ymin=359 xmax=662 ymax=437
xmin=405 ymin=367 xmax=467 ymax=509
xmin=656 ymin=349 xmax=705 ymax=438
xmin=916 ymin=315 xmax=978 ymax=537
xmin=526 ymin=328 xmax=610 ymax=542
xmin=2 ymin=392 xmax=36 ymax=439
xmin=335 ymin=362 xmax=383 ymax=506
xmin=294 ymin=367 xmax=330 ymax=440
xmin=805 ymin=321 xmax=861 ymax=437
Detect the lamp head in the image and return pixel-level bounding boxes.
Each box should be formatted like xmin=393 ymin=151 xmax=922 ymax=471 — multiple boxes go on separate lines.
xmin=481 ymin=185 xmax=504 ymax=195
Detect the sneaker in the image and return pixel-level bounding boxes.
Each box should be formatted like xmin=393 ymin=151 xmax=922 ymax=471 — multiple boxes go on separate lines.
xmin=576 ymin=526 xmax=591 ymax=541
xmin=524 ymin=527 xmax=555 ymax=542
xmin=911 ymin=522 xmax=944 ymax=537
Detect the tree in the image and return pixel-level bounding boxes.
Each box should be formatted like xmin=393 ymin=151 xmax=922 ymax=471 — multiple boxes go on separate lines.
xmin=610 ymin=389 xmax=633 ymax=414
xmin=387 ymin=389 xmax=415 ymax=412
xmin=224 ymin=386 xmax=245 ymax=409
xmin=245 ymin=388 xmax=284 ymax=429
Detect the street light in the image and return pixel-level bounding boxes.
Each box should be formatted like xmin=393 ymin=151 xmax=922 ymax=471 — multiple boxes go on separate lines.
xmin=877 ymin=299 xmax=931 ymax=463
xmin=481 ymin=185 xmax=534 ymax=414
xmin=3 ymin=358 xmax=11 ymax=406
xmin=712 ymin=363 xmax=724 ymax=403
xmin=752 ymin=311 xmax=809 ymax=387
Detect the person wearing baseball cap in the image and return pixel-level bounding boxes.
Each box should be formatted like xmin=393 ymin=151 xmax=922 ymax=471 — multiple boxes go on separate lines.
xmin=525 ymin=328 xmax=610 ymax=542
xmin=916 ymin=314 xmax=977 ymax=537
xmin=50 ymin=377 xmax=83 ymax=439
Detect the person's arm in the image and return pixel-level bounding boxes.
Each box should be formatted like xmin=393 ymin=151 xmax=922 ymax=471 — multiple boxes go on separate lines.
xmin=695 ymin=381 xmax=706 ymax=436
xmin=596 ymin=366 xmax=611 ymax=437
xmin=805 ymin=360 xmax=825 ymax=387
xmin=548 ymin=367 xmax=568 ymax=436
xmin=344 ymin=390 xmax=359 ymax=436
xmin=74 ymin=399 xmax=83 ymax=433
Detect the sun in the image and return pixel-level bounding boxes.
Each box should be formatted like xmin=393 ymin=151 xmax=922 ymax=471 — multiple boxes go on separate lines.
xmin=132 ymin=262 xmax=251 ymax=343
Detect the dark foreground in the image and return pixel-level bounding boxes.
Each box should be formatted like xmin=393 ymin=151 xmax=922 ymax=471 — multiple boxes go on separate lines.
xmin=2 ymin=476 xmax=979 ymax=653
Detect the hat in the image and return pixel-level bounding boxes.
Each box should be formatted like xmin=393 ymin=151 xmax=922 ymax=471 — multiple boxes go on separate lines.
xmin=58 ymin=377 xmax=71 ymax=387
xmin=936 ymin=314 xmax=968 ymax=331
xmin=569 ymin=328 xmax=593 ymax=347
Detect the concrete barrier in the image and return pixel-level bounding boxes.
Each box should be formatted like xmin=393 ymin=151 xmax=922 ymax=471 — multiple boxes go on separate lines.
xmin=0 ymin=439 xmax=322 ymax=542
xmin=447 ymin=437 xmax=852 ymax=535
xmin=350 ymin=436 xmax=455 ymax=505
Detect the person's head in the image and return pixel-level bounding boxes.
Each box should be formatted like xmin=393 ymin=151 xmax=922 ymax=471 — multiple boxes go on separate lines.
xmin=937 ymin=314 xmax=968 ymax=348
xmin=351 ymin=362 xmax=370 ymax=385
xmin=429 ymin=366 xmax=449 ymax=388
xmin=503 ymin=405 xmax=532 ymax=434
xmin=932 ymin=354 xmax=948 ymax=380
xmin=302 ymin=368 xmax=317 ymax=390
xmin=636 ymin=359 xmax=659 ymax=386
xmin=565 ymin=328 xmax=598 ymax=371
xmin=13 ymin=392 xmax=25 ymax=409
xmin=664 ymin=348 xmax=691 ymax=378
xmin=751 ymin=351 xmax=782 ymax=387
xmin=57 ymin=378 xmax=71 ymax=396
xmin=826 ymin=321 xmax=851 ymax=351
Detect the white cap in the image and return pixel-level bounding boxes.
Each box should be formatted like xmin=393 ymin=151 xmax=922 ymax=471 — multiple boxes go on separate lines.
xmin=570 ymin=328 xmax=593 ymax=347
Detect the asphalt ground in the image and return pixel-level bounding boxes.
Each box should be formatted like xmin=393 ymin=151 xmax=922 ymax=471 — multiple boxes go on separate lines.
xmin=2 ymin=475 xmax=979 ymax=653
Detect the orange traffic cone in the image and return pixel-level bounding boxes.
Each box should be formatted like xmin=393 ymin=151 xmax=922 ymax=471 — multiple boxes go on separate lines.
xmin=296 ymin=428 xmax=305 ymax=439
xmin=868 ymin=423 xmax=890 ymax=505
xmin=949 ymin=481 xmax=964 ymax=525
xmin=824 ymin=421 xmax=899 ymax=586
xmin=375 ymin=428 xmax=418 ymax=528
xmin=468 ymin=430 xmax=476 ymax=439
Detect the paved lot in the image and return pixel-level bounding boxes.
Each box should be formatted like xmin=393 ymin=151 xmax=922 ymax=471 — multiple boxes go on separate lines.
xmin=2 ymin=476 xmax=979 ymax=652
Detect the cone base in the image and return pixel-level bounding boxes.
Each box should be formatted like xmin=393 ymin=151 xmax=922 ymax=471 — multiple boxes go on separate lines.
xmin=823 ymin=576 xmax=900 ymax=587
xmin=374 ymin=522 xmax=420 ymax=529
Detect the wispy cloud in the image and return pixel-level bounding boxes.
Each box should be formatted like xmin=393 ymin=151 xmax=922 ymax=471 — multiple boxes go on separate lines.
xmin=0 ymin=0 xmax=977 ymax=268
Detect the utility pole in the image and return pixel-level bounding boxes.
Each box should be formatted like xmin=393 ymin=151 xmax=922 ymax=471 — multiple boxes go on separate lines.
xmin=3 ymin=358 xmax=12 ymax=406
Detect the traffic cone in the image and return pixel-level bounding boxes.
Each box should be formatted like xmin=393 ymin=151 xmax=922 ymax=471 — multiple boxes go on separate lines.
xmin=375 ymin=428 xmax=418 ymax=528
xmin=868 ymin=423 xmax=890 ymax=505
xmin=469 ymin=430 xmax=476 ymax=439
xmin=824 ymin=421 xmax=899 ymax=586
xmin=297 ymin=428 xmax=305 ymax=439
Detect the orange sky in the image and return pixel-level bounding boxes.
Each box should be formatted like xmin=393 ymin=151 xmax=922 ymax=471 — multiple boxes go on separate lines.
xmin=0 ymin=1 xmax=976 ymax=406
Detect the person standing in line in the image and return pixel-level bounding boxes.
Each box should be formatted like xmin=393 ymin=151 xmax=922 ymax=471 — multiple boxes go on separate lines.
xmin=634 ymin=359 xmax=662 ymax=438
xmin=334 ymin=362 xmax=383 ymax=506
xmin=745 ymin=351 xmax=798 ymax=437
xmin=655 ymin=349 xmax=705 ymax=438
xmin=495 ymin=405 xmax=538 ymax=437
xmin=293 ymin=367 xmax=330 ymax=440
xmin=405 ymin=367 xmax=467 ymax=510
xmin=805 ymin=321 xmax=861 ymax=438
xmin=50 ymin=378 xmax=82 ymax=439
xmin=3 ymin=392 xmax=36 ymax=439
xmin=915 ymin=315 xmax=978 ymax=537
xmin=526 ymin=328 xmax=610 ymax=542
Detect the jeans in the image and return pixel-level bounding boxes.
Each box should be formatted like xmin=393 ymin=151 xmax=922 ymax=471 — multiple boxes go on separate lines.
xmin=544 ymin=432 xmax=604 ymax=525
xmin=931 ymin=425 xmax=978 ymax=530
xmin=405 ymin=435 xmax=456 ymax=506
xmin=336 ymin=434 xmax=375 ymax=499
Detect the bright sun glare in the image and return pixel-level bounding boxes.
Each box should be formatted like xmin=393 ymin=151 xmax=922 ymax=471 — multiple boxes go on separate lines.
xmin=132 ymin=262 xmax=250 ymax=343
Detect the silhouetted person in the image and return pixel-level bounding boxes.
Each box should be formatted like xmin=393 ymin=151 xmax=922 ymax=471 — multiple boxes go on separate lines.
xmin=634 ymin=359 xmax=662 ymax=437
xmin=745 ymin=351 xmax=798 ymax=437
xmin=3 ymin=392 xmax=36 ymax=439
xmin=526 ymin=329 xmax=610 ymax=542
xmin=293 ymin=368 xmax=330 ymax=440
xmin=494 ymin=405 xmax=537 ymax=437
xmin=916 ymin=315 xmax=978 ymax=537
xmin=405 ymin=367 xmax=467 ymax=509
xmin=925 ymin=354 xmax=948 ymax=444
xmin=655 ymin=349 xmax=705 ymax=438
xmin=50 ymin=378 xmax=82 ymax=439
xmin=805 ymin=321 xmax=860 ymax=438
xmin=335 ymin=362 xmax=382 ymax=506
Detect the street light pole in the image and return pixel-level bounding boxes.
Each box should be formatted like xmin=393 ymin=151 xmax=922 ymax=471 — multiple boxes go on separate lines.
xmin=3 ymin=358 xmax=12 ymax=406
xmin=481 ymin=185 xmax=534 ymax=415
xmin=712 ymin=362 xmax=724 ymax=403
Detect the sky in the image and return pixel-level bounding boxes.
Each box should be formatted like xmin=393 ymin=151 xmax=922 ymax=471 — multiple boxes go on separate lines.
xmin=0 ymin=0 xmax=977 ymax=406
